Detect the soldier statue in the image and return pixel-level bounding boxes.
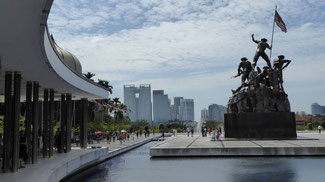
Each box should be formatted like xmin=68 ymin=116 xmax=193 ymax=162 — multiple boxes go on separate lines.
xmin=231 ymin=57 xmax=253 ymax=93
xmin=273 ymin=55 xmax=291 ymax=90
xmin=251 ymin=34 xmax=272 ymax=68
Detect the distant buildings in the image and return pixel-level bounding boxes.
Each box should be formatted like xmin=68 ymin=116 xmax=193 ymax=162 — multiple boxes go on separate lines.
xmin=153 ymin=90 xmax=171 ymax=124
xmin=208 ymin=104 xmax=227 ymax=121
xmin=200 ymin=108 xmax=209 ymax=123
xmin=179 ymin=99 xmax=195 ymax=122
xmin=200 ymin=104 xmax=227 ymax=122
xmin=123 ymin=85 xmax=195 ymax=124
xmin=311 ymin=103 xmax=325 ymax=116
xmin=123 ymin=84 xmax=152 ymax=123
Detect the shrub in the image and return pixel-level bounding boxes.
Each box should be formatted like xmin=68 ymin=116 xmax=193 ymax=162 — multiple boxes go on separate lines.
xmin=307 ymin=122 xmax=313 ymax=130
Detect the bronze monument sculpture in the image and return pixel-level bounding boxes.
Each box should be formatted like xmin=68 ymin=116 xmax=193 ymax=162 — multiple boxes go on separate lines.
xmin=224 ymin=35 xmax=296 ymax=138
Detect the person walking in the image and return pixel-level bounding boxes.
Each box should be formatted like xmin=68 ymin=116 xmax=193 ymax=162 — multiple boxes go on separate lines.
xmin=186 ymin=127 xmax=190 ymax=137
xmin=211 ymin=129 xmax=216 ymax=141
xmin=191 ymin=128 xmax=194 ymax=137
xmin=216 ymin=128 xmax=221 ymax=141
xmin=318 ymin=125 xmax=322 ymax=134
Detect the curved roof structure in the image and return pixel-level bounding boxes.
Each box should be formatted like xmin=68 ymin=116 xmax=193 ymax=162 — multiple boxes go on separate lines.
xmin=0 ymin=0 xmax=108 ymax=99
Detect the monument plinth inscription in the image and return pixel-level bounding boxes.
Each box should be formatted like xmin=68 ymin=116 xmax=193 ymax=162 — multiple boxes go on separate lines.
xmin=225 ymin=34 xmax=296 ymax=138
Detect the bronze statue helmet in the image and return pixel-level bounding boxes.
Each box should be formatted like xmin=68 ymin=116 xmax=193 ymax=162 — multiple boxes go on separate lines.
xmin=261 ymin=38 xmax=267 ymax=42
xmin=278 ymin=55 xmax=285 ymax=59
xmin=241 ymin=57 xmax=248 ymax=61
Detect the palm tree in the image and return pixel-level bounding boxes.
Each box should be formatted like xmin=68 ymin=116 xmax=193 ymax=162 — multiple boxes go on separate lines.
xmin=83 ymin=72 xmax=95 ymax=81
xmin=97 ymin=79 xmax=113 ymax=94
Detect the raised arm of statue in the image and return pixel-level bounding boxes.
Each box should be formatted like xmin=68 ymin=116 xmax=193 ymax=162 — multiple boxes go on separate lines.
xmin=282 ymin=60 xmax=291 ymax=70
xmin=251 ymin=34 xmax=258 ymax=44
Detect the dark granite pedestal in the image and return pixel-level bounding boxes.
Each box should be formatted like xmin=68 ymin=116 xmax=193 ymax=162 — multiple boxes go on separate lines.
xmin=224 ymin=112 xmax=297 ymax=138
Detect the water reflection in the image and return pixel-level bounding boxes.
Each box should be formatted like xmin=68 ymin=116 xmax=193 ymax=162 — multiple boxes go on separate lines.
xmin=66 ymin=142 xmax=325 ymax=182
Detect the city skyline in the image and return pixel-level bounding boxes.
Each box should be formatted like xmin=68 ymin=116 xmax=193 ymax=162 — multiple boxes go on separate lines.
xmin=48 ymin=0 xmax=325 ymax=121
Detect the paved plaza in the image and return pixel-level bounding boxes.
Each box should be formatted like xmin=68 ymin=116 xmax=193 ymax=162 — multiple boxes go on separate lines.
xmin=150 ymin=131 xmax=325 ymax=157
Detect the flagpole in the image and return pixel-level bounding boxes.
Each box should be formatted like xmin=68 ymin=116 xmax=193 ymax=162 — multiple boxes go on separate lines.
xmin=269 ymin=5 xmax=277 ymax=62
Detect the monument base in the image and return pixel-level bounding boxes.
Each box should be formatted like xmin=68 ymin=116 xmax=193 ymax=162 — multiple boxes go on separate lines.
xmin=224 ymin=112 xmax=297 ymax=138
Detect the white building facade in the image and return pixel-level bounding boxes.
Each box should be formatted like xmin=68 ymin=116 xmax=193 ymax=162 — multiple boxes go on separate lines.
xmin=208 ymin=104 xmax=227 ymax=121
xmin=124 ymin=84 xmax=152 ymax=123
xmin=179 ymin=99 xmax=195 ymax=122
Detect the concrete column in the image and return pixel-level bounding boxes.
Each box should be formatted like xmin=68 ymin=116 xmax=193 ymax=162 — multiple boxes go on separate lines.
xmin=65 ymin=94 xmax=72 ymax=152
xmin=49 ymin=89 xmax=54 ymax=157
xmin=25 ymin=81 xmax=32 ymax=164
xmin=80 ymin=98 xmax=88 ymax=149
xmin=32 ymin=82 xmax=39 ymax=164
xmin=3 ymin=72 xmax=12 ymax=172
xmin=59 ymin=94 xmax=66 ymax=153
xmin=42 ymin=89 xmax=49 ymax=158
xmin=12 ymin=72 xmax=21 ymax=172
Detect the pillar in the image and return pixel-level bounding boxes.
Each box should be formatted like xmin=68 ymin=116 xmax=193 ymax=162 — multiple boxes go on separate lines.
xmin=25 ymin=82 xmax=32 ymax=164
xmin=42 ymin=89 xmax=49 ymax=158
xmin=65 ymin=94 xmax=72 ymax=152
xmin=3 ymin=72 xmax=12 ymax=172
xmin=32 ymin=82 xmax=39 ymax=164
xmin=59 ymin=94 xmax=65 ymax=153
xmin=80 ymin=98 xmax=88 ymax=149
xmin=12 ymin=72 xmax=21 ymax=172
xmin=49 ymin=89 xmax=54 ymax=157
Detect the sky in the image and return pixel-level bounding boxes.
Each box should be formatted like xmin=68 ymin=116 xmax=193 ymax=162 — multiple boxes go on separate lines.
xmin=48 ymin=0 xmax=325 ymax=121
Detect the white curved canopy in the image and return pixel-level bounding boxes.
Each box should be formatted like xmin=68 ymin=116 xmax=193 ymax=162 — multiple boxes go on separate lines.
xmin=0 ymin=0 xmax=109 ymax=100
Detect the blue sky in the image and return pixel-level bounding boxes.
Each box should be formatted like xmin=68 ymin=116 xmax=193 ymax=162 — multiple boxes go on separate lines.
xmin=48 ymin=0 xmax=325 ymax=121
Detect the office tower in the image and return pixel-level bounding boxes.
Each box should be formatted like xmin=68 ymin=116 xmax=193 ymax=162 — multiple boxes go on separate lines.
xmin=311 ymin=103 xmax=322 ymax=115
xmin=123 ymin=84 xmax=152 ymax=123
xmin=208 ymin=104 xmax=227 ymax=121
xmin=179 ymin=99 xmax=195 ymax=122
xmin=173 ymin=97 xmax=183 ymax=120
xmin=201 ymin=108 xmax=209 ymax=123
xmin=153 ymin=90 xmax=171 ymax=124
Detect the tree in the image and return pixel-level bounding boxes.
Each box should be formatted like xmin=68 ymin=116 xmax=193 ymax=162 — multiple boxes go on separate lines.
xmin=97 ymin=79 xmax=113 ymax=94
xmin=203 ymin=120 xmax=223 ymax=129
xmin=83 ymin=72 xmax=95 ymax=81
xmin=158 ymin=123 xmax=165 ymax=131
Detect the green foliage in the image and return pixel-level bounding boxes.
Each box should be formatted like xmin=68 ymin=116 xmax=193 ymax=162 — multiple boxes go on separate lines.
xmin=203 ymin=120 xmax=223 ymax=129
xmin=131 ymin=120 xmax=149 ymax=131
xmin=307 ymin=122 xmax=313 ymax=130
xmin=158 ymin=123 xmax=165 ymax=130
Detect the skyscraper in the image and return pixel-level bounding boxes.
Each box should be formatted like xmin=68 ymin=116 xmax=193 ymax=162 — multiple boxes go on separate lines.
xmin=201 ymin=108 xmax=209 ymax=123
xmin=123 ymin=84 xmax=152 ymax=123
xmin=179 ymin=99 xmax=195 ymax=122
xmin=173 ymin=97 xmax=183 ymax=120
xmin=208 ymin=104 xmax=227 ymax=121
xmin=153 ymin=90 xmax=171 ymax=124
xmin=311 ymin=103 xmax=321 ymax=115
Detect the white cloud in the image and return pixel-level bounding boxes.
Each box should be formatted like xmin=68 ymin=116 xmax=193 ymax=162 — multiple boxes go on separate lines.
xmin=48 ymin=0 xmax=325 ymax=120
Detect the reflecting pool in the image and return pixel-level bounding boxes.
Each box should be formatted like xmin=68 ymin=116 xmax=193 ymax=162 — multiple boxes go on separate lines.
xmin=67 ymin=142 xmax=325 ymax=182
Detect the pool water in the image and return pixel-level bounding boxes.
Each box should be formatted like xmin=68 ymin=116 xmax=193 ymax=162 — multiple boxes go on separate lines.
xmin=66 ymin=142 xmax=325 ymax=182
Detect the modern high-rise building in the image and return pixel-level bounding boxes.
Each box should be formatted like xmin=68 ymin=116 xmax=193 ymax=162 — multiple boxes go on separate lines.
xmin=153 ymin=90 xmax=171 ymax=124
xmin=201 ymin=108 xmax=209 ymax=123
xmin=179 ymin=99 xmax=195 ymax=122
xmin=173 ymin=97 xmax=183 ymax=120
xmin=123 ymin=84 xmax=152 ymax=123
xmin=208 ymin=104 xmax=227 ymax=121
xmin=311 ymin=103 xmax=325 ymax=115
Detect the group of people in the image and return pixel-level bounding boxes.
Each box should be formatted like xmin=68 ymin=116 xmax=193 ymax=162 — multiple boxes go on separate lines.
xmin=201 ymin=126 xmax=222 ymax=141
xmin=86 ymin=129 xmax=151 ymax=145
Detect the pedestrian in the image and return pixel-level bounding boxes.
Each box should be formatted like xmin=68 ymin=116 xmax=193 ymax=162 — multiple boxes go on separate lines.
xmin=204 ymin=127 xmax=207 ymax=137
xmin=211 ymin=129 xmax=216 ymax=141
xmin=55 ymin=130 xmax=60 ymax=150
xmin=136 ymin=130 xmax=139 ymax=139
xmin=106 ymin=131 xmax=110 ymax=144
xmin=140 ymin=130 xmax=142 ymax=137
xmin=153 ymin=129 xmax=155 ymax=136
xmin=162 ymin=128 xmax=165 ymax=138
xmin=119 ymin=133 xmax=123 ymax=145
xmin=75 ymin=135 xmax=80 ymax=147
xmin=96 ymin=133 xmax=100 ymax=144
xmin=113 ymin=132 xmax=116 ymax=142
xmin=186 ymin=127 xmax=190 ymax=137
xmin=208 ymin=128 xmax=211 ymax=136
xmin=191 ymin=128 xmax=194 ymax=137
xmin=318 ymin=125 xmax=322 ymax=134
xmin=216 ymin=128 xmax=221 ymax=141
xmin=219 ymin=127 xmax=222 ymax=134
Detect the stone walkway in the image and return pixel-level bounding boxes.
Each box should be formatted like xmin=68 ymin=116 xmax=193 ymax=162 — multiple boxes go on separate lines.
xmin=150 ymin=131 xmax=325 ymax=157
xmin=1 ymin=135 xmax=159 ymax=182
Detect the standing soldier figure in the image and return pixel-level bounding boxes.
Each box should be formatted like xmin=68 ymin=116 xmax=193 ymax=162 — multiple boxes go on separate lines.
xmin=231 ymin=57 xmax=253 ymax=93
xmin=251 ymin=34 xmax=272 ymax=68
xmin=273 ymin=55 xmax=291 ymax=90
